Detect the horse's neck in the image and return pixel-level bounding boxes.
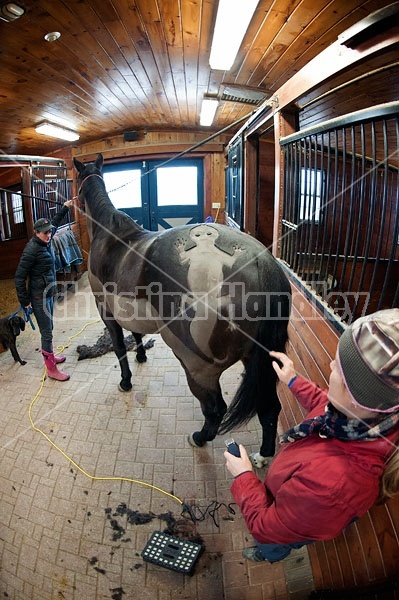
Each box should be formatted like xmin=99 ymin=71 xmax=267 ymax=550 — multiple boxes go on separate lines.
xmin=84 ymin=178 xmax=112 ymax=213
xmin=85 ymin=211 xmax=95 ymax=242
xmin=83 ymin=178 xmax=116 ymax=238
xmin=83 ymin=177 xmax=142 ymax=241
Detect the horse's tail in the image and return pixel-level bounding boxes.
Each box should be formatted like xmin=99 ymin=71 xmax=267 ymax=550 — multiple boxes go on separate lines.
xmin=218 ymin=274 xmax=290 ymax=434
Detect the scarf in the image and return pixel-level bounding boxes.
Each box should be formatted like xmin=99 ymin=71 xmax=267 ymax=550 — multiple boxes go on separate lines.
xmin=281 ymin=402 xmax=399 ymax=443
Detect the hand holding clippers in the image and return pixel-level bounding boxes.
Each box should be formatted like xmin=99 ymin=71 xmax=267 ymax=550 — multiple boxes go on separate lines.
xmin=225 ymin=437 xmax=241 ymax=457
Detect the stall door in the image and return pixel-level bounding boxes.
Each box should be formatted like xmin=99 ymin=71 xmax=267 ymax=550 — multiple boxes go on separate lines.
xmin=225 ymin=136 xmax=244 ymax=229
xmin=103 ymin=158 xmax=204 ymax=230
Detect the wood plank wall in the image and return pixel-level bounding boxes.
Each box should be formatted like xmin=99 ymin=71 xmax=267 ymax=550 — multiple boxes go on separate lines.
xmin=283 ymin=276 xmax=399 ymax=596
xmin=256 ymin=138 xmax=275 ymax=249
xmin=0 ymin=239 xmax=27 ymax=280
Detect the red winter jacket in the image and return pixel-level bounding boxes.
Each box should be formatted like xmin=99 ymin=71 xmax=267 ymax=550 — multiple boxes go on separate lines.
xmin=231 ymin=376 xmax=398 ymax=545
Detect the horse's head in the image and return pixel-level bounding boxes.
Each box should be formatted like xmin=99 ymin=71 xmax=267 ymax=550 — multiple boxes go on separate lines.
xmin=73 ymin=153 xmax=104 ymax=210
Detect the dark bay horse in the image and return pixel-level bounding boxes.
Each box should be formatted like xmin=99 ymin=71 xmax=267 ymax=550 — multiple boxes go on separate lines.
xmin=74 ymin=154 xmax=291 ymax=465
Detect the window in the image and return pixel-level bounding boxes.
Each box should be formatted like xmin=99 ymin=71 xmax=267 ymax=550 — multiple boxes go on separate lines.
xmin=12 ymin=193 xmax=23 ymax=224
xmin=103 ymin=169 xmax=142 ymax=209
xmin=156 ymin=166 xmax=198 ymax=206
xmin=299 ymin=168 xmax=323 ymax=223
xmin=0 ymin=189 xmax=26 ymax=240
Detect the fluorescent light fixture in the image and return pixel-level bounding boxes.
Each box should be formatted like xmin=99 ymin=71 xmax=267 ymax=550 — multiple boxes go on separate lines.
xmin=209 ymin=0 xmax=259 ymax=70
xmin=35 ymin=122 xmax=80 ymax=142
xmin=0 ymin=2 xmax=25 ymax=22
xmin=200 ymin=98 xmax=219 ymax=126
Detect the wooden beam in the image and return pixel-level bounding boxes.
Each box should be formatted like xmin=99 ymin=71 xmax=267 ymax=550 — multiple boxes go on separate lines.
xmin=244 ymin=22 xmax=399 ymax=137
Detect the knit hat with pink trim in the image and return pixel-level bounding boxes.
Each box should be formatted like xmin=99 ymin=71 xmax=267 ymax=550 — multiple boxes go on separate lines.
xmin=338 ymin=309 xmax=399 ymax=413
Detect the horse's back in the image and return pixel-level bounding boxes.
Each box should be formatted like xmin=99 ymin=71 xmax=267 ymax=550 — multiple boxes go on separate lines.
xmin=148 ymin=223 xmax=283 ymax=280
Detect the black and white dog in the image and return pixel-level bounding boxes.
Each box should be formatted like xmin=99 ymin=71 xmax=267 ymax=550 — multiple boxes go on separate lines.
xmin=0 ymin=315 xmax=27 ymax=365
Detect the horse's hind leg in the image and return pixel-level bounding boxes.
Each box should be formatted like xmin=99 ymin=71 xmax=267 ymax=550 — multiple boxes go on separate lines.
xmin=103 ymin=317 xmax=132 ymax=392
xmin=253 ymin=391 xmax=281 ymax=468
xmin=185 ymin=372 xmax=227 ymax=447
xmin=133 ymin=332 xmax=147 ymax=363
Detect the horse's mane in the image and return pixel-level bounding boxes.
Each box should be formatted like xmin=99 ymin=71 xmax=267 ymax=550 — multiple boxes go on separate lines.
xmin=86 ymin=179 xmax=146 ymax=239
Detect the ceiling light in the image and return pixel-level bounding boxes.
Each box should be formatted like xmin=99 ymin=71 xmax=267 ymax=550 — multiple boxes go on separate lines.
xmin=44 ymin=31 xmax=61 ymax=42
xmin=0 ymin=2 xmax=25 ymax=22
xmin=35 ymin=122 xmax=80 ymax=142
xmin=209 ymin=0 xmax=259 ymax=70
xmin=200 ymin=97 xmax=219 ymax=127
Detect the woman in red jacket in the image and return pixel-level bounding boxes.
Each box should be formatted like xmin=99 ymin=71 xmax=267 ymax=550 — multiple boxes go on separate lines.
xmin=225 ymin=308 xmax=399 ymax=563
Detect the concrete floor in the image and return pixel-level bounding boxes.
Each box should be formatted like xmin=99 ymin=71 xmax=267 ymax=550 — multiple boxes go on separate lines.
xmin=0 ymin=273 xmax=314 ymax=599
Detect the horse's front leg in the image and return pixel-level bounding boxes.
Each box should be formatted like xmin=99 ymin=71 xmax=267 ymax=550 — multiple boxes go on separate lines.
xmin=103 ymin=317 xmax=132 ymax=392
xmin=185 ymin=372 xmax=227 ymax=447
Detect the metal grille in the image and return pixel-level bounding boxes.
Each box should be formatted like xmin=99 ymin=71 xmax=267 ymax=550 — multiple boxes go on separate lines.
xmin=31 ymin=166 xmax=73 ymax=226
xmin=221 ymin=85 xmax=267 ymax=106
xmin=280 ymin=102 xmax=399 ymax=324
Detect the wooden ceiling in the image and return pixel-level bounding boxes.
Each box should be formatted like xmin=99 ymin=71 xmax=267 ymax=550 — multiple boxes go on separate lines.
xmin=0 ymin=0 xmax=397 ymax=156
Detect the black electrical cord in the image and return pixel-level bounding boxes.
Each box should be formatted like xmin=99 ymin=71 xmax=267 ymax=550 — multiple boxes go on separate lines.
xmin=181 ymin=500 xmax=237 ymax=528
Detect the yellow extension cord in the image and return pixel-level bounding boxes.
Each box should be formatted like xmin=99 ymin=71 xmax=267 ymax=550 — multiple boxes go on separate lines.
xmin=28 ymin=319 xmax=184 ymax=507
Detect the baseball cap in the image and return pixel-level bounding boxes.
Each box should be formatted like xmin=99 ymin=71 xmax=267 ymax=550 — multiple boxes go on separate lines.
xmin=34 ymin=218 xmax=53 ymax=233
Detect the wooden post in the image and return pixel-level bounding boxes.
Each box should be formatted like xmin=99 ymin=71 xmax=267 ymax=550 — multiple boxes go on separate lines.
xmin=22 ymin=166 xmax=34 ymax=239
xmin=272 ymin=108 xmax=297 ymax=257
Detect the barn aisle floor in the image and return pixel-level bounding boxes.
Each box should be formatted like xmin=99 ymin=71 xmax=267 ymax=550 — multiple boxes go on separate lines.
xmin=0 ymin=273 xmax=314 ymax=600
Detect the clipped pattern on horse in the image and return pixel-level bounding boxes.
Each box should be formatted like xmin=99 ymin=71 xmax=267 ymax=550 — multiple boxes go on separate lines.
xmin=74 ymin=154 xmax=291 ymax=464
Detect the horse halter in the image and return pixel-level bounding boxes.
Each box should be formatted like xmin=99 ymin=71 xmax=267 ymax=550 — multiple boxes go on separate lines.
xmin=76 ymin=173 xmax=104 ymax=207
xmin=77 ymin=173 xmax=104 ymax=195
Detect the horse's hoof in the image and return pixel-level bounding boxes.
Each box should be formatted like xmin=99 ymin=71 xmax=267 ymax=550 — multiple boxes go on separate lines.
xmin=249 ymin=452 xmax=272 ymax=469
xmin=136 ymin=353 xmax=147 ymax=364
xmin=187 ymin=432 xmax=205 ymax=448
xmin=118 ymin=380 xmax=132 ymax=392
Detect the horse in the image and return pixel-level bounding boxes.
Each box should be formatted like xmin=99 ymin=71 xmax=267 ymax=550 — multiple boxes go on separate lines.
xmin=73 ymin=154 xmax=291 ymax=466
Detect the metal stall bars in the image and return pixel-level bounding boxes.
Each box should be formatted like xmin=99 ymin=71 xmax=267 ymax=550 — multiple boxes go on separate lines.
xmin=31 ymin=163 xmax=73 ymax=226
xmin=279 ymin=102 xmax=399 ymax=325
